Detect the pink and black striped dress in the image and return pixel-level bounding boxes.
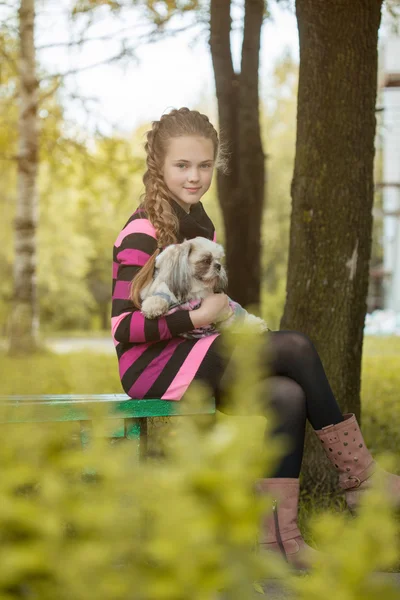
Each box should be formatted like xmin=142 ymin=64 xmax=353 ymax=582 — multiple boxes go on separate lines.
xmin=111 ymin=200 xmax=226 ymax=401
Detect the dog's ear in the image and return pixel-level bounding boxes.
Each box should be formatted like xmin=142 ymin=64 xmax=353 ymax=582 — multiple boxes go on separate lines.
xmin=164 ymin=242 xmax=192 ymax=301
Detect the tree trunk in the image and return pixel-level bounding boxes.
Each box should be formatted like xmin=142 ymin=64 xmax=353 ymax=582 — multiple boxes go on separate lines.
xmin=209 ymin=0 xmax=265 ymax=309
xmin=9 ymin=0 xmax=39 ymax=355
xmin=281 ymin=0 xmax=383 ymax=498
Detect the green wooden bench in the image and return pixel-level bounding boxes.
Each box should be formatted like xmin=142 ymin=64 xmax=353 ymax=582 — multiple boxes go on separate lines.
xmin=0 ymin=394 xmax=217 ymax=460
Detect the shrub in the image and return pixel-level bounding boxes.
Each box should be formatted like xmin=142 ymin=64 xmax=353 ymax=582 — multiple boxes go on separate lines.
xmin=0 ymin=332 xmax=399 ymax=598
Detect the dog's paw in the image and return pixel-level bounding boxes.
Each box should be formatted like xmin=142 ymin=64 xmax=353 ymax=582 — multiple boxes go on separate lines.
xmin=141 ymin=296 xmax=169 ymax=319
xmin=244 ymin=314 xmax=269 ymax=332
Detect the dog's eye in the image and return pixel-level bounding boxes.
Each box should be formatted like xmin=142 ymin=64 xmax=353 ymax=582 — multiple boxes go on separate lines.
xmin=202 ymin=256 xmax=212 ymax=265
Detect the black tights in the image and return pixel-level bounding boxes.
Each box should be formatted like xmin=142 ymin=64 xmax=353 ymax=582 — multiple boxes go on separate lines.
xmin=215 ymin=331 xmax=344 ymax=478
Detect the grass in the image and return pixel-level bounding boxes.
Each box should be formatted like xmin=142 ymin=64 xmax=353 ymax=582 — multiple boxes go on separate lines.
xmin=361 ymin=336 xmax=400 ymax=457
xmin=0 ymin=351 xmax=121 ymax=396
xmin=362 ymin=334 xmax=400 ymax=357
xmin=42 ymin=330 xmax=112 ymax=339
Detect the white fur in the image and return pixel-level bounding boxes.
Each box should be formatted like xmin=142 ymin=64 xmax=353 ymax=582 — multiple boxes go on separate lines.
xmin=140 ymin=237 xmax=269 ymax=333
xmin=141 ymin=237 xmax=227 ymax=318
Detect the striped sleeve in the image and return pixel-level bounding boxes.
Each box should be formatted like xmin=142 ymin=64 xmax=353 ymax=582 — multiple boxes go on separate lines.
xmin=111 ymin=214 xmax=195 ymax=344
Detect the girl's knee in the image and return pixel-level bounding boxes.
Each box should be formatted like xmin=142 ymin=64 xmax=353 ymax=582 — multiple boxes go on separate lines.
xmin=268 ymin=376 xmax=306 ymax=415
xmin=276 ymin=330 xmax=316 ymax=358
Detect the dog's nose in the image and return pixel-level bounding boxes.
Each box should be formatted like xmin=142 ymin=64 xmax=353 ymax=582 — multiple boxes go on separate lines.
xmin=215 ymin=263 xmax=221 ymax=272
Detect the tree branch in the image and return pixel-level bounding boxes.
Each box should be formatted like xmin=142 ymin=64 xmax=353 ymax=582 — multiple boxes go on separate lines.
xmin=39 ymin=46 xmax=138 ymax=82
xmin=38 ymin=18 xmax=201 ymax=82
xmin=37 ymin=79 xmax=63 ymax=106
xmin=36 ymin=23 xmax=138 ymax=50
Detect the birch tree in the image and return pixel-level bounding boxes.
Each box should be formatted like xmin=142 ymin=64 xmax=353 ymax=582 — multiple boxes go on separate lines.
xmin=8 ymin=0 xmax=40 ymax=354
xmin=4 ymin=0 xmax=148 ymax=352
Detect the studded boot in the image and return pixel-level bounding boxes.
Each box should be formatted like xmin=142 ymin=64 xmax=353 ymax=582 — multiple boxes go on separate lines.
xmin=255 ymin=478 xmax=319 ymax=569
xmin=315 ymin=413 xmax=400 ymax=513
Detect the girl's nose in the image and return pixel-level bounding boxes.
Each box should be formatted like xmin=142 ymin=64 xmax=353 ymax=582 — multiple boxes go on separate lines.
xmin=188 ymin=170 xmax=200 ymax=182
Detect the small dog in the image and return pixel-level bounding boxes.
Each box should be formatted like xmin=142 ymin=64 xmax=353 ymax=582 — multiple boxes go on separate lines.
xmin=140 ymin=237 xmax=268 ymax=334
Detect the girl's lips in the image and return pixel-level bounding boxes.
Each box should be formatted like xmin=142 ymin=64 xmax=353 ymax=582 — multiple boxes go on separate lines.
xmin=185 ymin=187 xmax=201 ymax=191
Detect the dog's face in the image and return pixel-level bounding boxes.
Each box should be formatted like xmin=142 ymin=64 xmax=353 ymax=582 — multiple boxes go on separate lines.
xmin=154 ymin=237 xmax=228 ymax=301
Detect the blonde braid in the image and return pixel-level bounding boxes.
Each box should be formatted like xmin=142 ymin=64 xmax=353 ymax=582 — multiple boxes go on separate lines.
xmin=143 ymin=118 xmax=179 ymax=248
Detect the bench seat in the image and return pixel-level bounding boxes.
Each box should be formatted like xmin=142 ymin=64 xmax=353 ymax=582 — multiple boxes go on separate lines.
xmin=0 ymin=394 xmax=217 ymax=459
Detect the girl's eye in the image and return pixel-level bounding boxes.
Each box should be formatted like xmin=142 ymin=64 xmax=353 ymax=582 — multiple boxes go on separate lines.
xmin=175 ymin=163 xmax=212 ymax=169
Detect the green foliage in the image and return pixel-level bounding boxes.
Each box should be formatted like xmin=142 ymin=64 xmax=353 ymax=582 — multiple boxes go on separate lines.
xmin=0 ymin=351 xmax=120 ymax=396
xmin=261 ymin=276 xmax=287 ymax=332
xmin=260 ymin=53 xmax=298 ymax=328
xmin=1 ymin=337 xmax=400 ymax=597
xmin=38 ymin=182 xmax=96 ymax=331
xmin=0 ymin=329 xmax=287 ymax=599
xmin=0 ymin=33 xmax=18 ymax=336
xmin=0 ymin=85 xmax=146 ymax=331
xmin=290 ymin=468 xmax=400 ymax=599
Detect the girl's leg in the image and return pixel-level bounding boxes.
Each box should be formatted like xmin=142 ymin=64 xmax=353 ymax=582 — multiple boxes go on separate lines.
xmin=252 ymin=332 xmax=343 ymax=567
xmin=266 ymin=376 xmax=307 ymax=478
xmin=211 ymin=333 xmax=335 ymax=568
xmin=265 ymin=330 xmax=344 ymax=430
xmin=258 ymin=331 xmax=400 ymax=513
xmin=213 ymin=330 xmax=344 ymax=477
xmin=216 ymin=375 xmax=307 ymax=478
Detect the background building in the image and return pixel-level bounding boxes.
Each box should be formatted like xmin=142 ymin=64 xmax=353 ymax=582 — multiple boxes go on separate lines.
xmin=381 ymin=34 xmax=400 ymax=312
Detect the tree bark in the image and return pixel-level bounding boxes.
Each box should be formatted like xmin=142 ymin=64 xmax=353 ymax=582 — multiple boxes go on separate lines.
xmin=209 ymin=0 xmax=265 ymax=309
xmin=9 ymin=0 xmax=40 ymax=354
xmin=282 ymin=0 xmax=383 ymax=498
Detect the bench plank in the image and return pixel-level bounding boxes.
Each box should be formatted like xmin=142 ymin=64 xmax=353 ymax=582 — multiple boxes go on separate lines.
xmin=0 ymin=394 xmax=216 ymax=423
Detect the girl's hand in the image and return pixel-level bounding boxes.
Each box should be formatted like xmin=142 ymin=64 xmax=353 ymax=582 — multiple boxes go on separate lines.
xmin=189 ymin=293 xmax=230 ymax=328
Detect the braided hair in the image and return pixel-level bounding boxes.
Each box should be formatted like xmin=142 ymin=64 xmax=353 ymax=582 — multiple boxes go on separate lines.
xmin=130 ymin=107 xmax=227 ymax=308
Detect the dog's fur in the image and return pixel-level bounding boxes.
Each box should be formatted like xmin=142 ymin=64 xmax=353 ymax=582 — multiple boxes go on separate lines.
xmin=140 ymin=237 xmax=268 ymax=332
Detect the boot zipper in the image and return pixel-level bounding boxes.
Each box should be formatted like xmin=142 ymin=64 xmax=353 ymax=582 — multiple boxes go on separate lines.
xmin=272 ymin=500 xmax=288 ymax=562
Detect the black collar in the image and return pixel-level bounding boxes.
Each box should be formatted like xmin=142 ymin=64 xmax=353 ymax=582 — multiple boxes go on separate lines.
xmin=171 ymin=199 xmax=215 ymax=243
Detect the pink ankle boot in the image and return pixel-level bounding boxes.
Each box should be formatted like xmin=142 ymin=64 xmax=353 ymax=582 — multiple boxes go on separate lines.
xmin=315 ymin=413 xmax=400 ymax=513
xmin=255 ymin=478 xmax=318 ymax=569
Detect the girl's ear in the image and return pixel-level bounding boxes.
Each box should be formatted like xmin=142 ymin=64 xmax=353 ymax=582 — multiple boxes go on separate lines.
xmin=163 ymin=242 xmax=192 ymax=301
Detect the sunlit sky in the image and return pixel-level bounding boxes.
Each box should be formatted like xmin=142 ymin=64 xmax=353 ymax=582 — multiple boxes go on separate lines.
xmin=1 ymin=1 xmax=395 ymax=135
xmin=34 ymin=1 xmax=299 ymax=135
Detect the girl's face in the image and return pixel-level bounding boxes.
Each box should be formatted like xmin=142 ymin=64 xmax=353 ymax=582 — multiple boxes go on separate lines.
xmin=162 ymin=136 xmax=215 ymax=213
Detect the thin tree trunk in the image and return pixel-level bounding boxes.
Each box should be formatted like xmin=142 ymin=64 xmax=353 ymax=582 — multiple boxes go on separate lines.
xmin=9 ymin=0 xmax=39 ymax=354
xmin=209 ymin=0 xmax=265 ymax=309
xmin=282 ymin=0 xmax=383 ymax=498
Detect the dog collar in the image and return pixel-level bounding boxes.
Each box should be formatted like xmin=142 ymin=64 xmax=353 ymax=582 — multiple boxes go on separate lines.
xmin=153 ymin=291 xmax=173 ymax=304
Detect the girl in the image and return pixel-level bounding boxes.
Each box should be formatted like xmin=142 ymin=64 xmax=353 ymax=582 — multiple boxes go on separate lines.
xmin=111 ymin=107 xmax=400 ymax=569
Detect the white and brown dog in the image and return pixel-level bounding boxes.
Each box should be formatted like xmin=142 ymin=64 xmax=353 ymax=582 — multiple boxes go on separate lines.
xmin=140 ymin=237 xmax=268 ymax=333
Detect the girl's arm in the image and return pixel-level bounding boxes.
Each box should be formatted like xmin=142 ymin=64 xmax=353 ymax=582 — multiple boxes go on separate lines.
xmin=111 ymin=221 xmax=196 ymax=344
